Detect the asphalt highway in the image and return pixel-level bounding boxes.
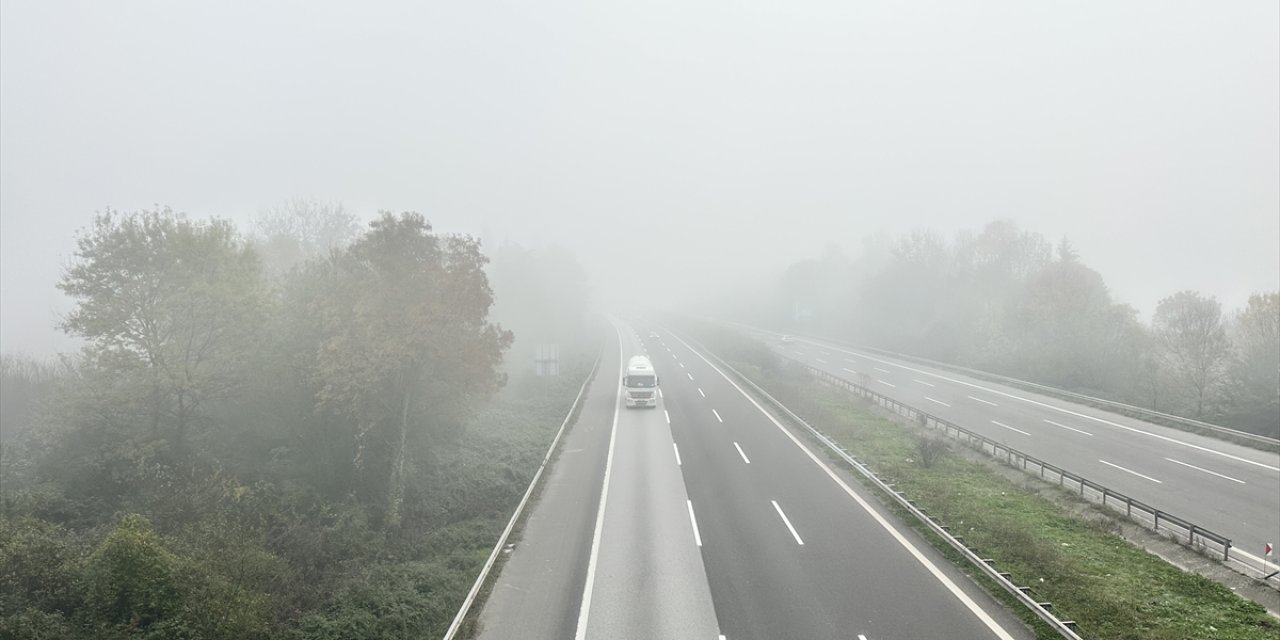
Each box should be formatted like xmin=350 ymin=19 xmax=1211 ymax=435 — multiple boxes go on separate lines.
xmin=477 ymin=320 xmax=1036 ymax=639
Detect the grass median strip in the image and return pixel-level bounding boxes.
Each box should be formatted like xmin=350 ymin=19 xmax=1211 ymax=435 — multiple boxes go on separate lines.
xmin=691 ymin=327 xmax=1276 ymax=640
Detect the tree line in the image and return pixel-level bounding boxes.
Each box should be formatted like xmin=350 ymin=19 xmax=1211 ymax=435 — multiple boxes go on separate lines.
xmin=0 ymin=203 xmax=597 ymax=638
xmin=751 ymin=220 xmax=1278 ymax=437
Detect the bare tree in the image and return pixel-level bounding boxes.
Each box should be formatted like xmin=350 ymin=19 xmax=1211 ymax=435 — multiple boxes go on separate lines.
xmin=1153 ymin=291 xmax=1232 ymax=419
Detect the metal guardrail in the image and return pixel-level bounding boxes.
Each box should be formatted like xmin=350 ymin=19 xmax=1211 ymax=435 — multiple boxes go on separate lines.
xmin=729 ymin=321 xmax=1280 ymax=450
xmin=802 ymin=365 xmax=1236 ymax=563
xmin=442 ymin=353 xmax=602 ymax=640
xmin=686 ymin=336 xmax=1086 ymax=640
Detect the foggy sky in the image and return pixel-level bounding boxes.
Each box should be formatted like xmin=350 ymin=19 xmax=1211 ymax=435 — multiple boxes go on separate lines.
xmin=3 ymin=0 xmax=1278 ymax=357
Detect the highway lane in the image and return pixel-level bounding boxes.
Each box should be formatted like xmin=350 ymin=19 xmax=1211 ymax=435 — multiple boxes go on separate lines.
xmin=480 ymin=320 xmax=1037 ymax=639
xmin=478 ymin=322 xmax=721 ymax=639
xmin=740 ymin=325 xmax=1280 ymax=573
xmin=575 ymin=323 xmax=721 ymax=639
xmin=474 ymin=327 xmax=623 ymax=640
xmin=647 ymin=324 xmax=1035 ymax=640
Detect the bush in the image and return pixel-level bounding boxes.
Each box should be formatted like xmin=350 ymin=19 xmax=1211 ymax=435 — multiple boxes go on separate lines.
xmin=914 ymin=435 xmax=949 ymax=468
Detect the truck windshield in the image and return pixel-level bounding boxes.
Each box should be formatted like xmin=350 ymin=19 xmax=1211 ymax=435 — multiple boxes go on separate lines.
xmin=627 ymin=375 xmax=656 ymax=388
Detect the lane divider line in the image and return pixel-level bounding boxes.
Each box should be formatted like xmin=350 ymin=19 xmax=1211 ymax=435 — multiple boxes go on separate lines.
xmin=665 ymin=409 xmax=671 ymax=424
xmin=673 ymin=442 xmax=682 ymax=467
xmin=713 ymin=409 xmax=724 ymax=423
xmin=687 ymin=500 xmax=703 ymax=547
xmin=991 ymin=420 xmax=1031 ymax=436
xmin=877 ymin=380 xmax=896 ymax=388
xmin=670 ymin=330 xmax=1018 ymax=640
xmin=771 ymin=500 xmax=805 ymax=545
xmin=1164 ymin=457 xmax=1245 ymax=484
xmin=734 ymin=442 xmax=751 ymax=464
xmin=699 ymin=388 xmax=706 ymax=398
xmin=573 ymin=324 xmax=626 ymax=640
xmin=1044 ymin=419 xmax=1094 ymax=437
xmin=967 ymin=395 xmax=998 ymax=407
xmin=913 ymin=379 xmax=936 ymax=387
xmin=925 ymin=397 xmax=951 ymax=407
xmin=1099 ymin=459 xmax=1162 ymax=483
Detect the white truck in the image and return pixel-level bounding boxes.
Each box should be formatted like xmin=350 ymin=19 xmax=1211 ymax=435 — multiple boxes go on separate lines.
xmin=623 ymin=355 xmax=659 ymax=409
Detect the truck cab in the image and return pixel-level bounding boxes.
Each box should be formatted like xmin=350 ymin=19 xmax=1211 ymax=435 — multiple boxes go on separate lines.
xmin=623 ymin=355 xmax=659 ymax=409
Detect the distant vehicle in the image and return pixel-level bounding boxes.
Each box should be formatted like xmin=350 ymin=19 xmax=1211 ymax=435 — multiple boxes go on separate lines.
xmin=781 ymin=334 xmax=796 ymax=343
xmin=623 ymin=355 xmax=659 ymax=409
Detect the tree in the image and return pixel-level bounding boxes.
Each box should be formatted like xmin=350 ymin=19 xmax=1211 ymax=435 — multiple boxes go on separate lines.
xmin=1227 ymin=293 xmax=1280 ymax=435
xmin=1153 ymin=291 xmax=1232 ymax=418
xmin=58 ymin=209 xmax=267 ymax=451
xmin=251 ymin=198 xmax=360 ymax=277
xmin=311 ymin=212 xmax=511 ymax=526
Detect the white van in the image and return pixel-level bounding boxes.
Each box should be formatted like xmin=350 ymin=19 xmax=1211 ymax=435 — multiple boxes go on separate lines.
xmin=623 ymin=355 xmax=659 ymax=409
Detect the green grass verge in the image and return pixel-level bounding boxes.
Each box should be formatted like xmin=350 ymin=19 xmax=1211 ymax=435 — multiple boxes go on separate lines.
xmin=689 ymin=325 xmax=1276 ymax=640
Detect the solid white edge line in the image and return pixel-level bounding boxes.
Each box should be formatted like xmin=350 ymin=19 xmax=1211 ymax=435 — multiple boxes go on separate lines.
xmin=734 ymin=441 xmax=751 ymax=464
xmin=670 ymin=331 xmax=1017 ymax=640
xmin=991 ymin=420 xmax=1031 ymax=436
xmin=913 ymin=379 xmax=936 ymax=387
xmin=925 ymin=397 xmax=951 ymax=407
xmin=673 ymin=442 xmax=682 ymax=467
xmin=771 ymin=500 xmax=804 ymax=545
xmin=1164 ymin=457 xmax=1245 ymax=484
xmin=1235 ymin=548 xmax=1280 ymax=572
xmin=967 ymin=395 xmax=998 ymax=407
xmin=1044 ymin=419 xmax=1094 ymax=437
xmin=687 ymin=499 xmax=703 ymax=547
xmin=1099 ymin=459 xmax=1163 ymax=483
xmin=573 ymin=323 xmax=626 ymax=640
xmin=798 ymin=339 xmax=1279 ymax=473
xmin=713 ymin=409 xmax=724 ymax=423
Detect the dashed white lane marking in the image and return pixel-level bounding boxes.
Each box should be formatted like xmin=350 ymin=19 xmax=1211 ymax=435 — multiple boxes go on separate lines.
xmin=687 ymin=372 xmax=694 ymax=380
xmin=699 ymin=388 xmax=706 ymax=398
xmin=913 ymin=379 xmax=936 ymax=387
xmin=1099 ymin=459 xmax=1162 ymax=483
xmin=680 ymin=362 xmax=686 ymax=368
xmin=771 ymin=500 xmax=804 ymax=545
xmin=713 ymin=409 xmax=724 ymax=423
xmin=874 ymin=367 xmax=891 ymax=373
xmin=878 ymin=380 xmax=897 ymax=388
xmin=992 ymin=420 xmax=1031 ymax=436
xmin=665 ymin=410 xmax=671 ymax=424
xmin=1164 ymin=457 xmax=1246 ymax=484
xmin=815 ymin=358 xmax=829 ymax=364
xmin=967 ymin=395 xmax=998 ymax=407
xmin=670 ymin=330 xmax=1018 ymax=640
xmin=734 ymin=442 xmax=751 ymax=464
xmin=687 ymin=500 xmax=703 ymax=547
xmin=673 ymin=442 xmax=682 ymax=466
xmin=804 ymin=341 xmax=1280 ymax=473
xmin=1044 ymin=419 xmax=1093 ymax=437
xmin=925 ymin=397 xmax=950 ymax=407
xmin=658 ymin=388 xmax=663 ymax=399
